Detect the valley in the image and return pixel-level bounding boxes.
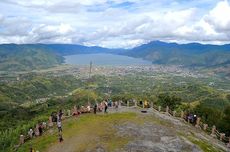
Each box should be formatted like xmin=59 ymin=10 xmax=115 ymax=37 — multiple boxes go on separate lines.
xmin=0 ymin=63 xmax=230 ymax=151
xmin=1 ymin=0 xmax=230 ymax=151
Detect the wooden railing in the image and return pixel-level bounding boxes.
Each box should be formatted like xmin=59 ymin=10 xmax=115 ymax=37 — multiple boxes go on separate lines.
xmin=16 ymin=100 xmax=230 ymax=150
xmin=128 ymin=101 xmax=230 ymax=148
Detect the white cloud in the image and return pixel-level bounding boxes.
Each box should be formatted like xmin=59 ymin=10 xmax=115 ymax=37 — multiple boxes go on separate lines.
xmin=172 ymin=0 xmax=230 ymax=43
xmin=204 ymin=0 xmax=230 ymax=32
xmin=26 ymin=23 xmax=75 ymax=43
xmin=0 ymin=0 xmax=230 ymax=48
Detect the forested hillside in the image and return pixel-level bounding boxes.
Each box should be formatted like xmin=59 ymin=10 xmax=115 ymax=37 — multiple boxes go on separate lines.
xmin=1 ymin=42 xmax=230 ymax=71
xmin=0 ymin=44 xmax=121 ymax=71
xmin=0 ymin=44 xmax=63 ymax=71
xmin=124 ymin=41 xmax=230 ymax=67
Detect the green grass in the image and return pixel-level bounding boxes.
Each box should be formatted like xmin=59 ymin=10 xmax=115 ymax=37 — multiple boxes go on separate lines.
xmin=178 ymin=132 xmax=225 ymax=152
xmin=187 ymin=136 xmax=224 ymax=152
xmin=17 ymin=112 xmax=137 ymax=152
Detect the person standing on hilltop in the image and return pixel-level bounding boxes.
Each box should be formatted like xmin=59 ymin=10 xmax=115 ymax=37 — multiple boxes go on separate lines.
xmin=104 ymin=100 xmax=108 ymax=113
xmin=108 ymin=99 xmax=112 ymax=107
xmin=115 ymin=101 xmax=118 ymax=111
xmin=58 ymin=132 xmax=64 ymax=143
xmin=93 ymin=102 xmax=97 ymax=114
xmin=57 ymin=120 xmax=62 ymax=133
xmin=58 ymin=109 xmax=64 ymax=121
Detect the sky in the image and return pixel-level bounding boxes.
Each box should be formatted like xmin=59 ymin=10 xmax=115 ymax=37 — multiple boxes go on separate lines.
xmin=0 ymin=0 xmax=230 ymax=48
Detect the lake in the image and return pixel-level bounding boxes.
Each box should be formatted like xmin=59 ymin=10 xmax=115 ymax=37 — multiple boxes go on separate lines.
xmin=64 ymin=53 xmax=152 ymax=66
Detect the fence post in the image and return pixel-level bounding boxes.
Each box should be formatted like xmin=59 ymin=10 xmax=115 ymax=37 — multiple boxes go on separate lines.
xmin=173 ymin=111 xmax=176 ymax=117
xmin=220 ymin=133 xmax=225 ymax=141
xmin=211 ymin=125 xmax=216 ymax=137
xmin=195 ymin=117 xmax=201 ymax=128
xmin=67 ymin=109 xmax=71 ymax=116
xmin=127 ymin=101 xmax=129 ymax=107
xmin=49 ymin=116 xmax=53 ymax=127
xmin=166 ymin=106 xmax=169 ymax=114
xmin=158 ymin=106 xmax=161 ymax=112
xmin=134 ymin=100 xmax=137 ymax=107
xmin=180 ymin=111 xmax=184 ymax=119
xmin=19 ymin=135 xmax=24 ymax=145
xmin=74 ymin=105 xmax=77 ymax=112
xmin=119 ymin=100 xmax=121 ymax=107
xmin=227 ymin=138 xmax=230 ymax=148
xmin=143 ymin=102 xmax=145 ymax=108
xmin=203 ymin=124 xmax=208 ymax=131
xmin=150 ymin=102 xmax=153 ymax=109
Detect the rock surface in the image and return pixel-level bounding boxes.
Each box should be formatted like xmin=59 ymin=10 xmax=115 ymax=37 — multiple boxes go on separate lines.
xmin=45 ymin=107 xmax=228 ymax=152
xmin=115 ymin=122 xmax=201 ymax=152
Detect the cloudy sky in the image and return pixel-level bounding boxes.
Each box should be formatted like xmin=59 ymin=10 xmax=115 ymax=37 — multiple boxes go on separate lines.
xmin=0 ymin=0 xmax=230 ymax=48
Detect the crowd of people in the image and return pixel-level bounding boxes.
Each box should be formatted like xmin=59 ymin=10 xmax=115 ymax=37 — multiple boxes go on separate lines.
xmin=27 ymin=99 xmax=121 ymax=151
xmin=20 ymin=99 xmax=230 ymax=151
xmin=72 ymin=100 xmax=119 ymax=116
xmin=27 ymin=122 xmax=46 ymax=139
xmin=28 ymin=110 xmax=64 ymax=152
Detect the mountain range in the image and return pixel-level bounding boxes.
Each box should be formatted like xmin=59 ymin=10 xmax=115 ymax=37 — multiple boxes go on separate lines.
xmin=124 ymin=41 xmax=230 ymax=67
xmin=0 ymin=41 xmax=230 ymax=71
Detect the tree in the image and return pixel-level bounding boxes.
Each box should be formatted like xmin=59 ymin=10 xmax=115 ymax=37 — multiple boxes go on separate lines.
xmin=226 ymin=94 xmax=230 ymax=101
xmin=194 ymin=103 xmax=221 ymax=126
xmin=218 ymin=105 xmax=230 ymax=136
xmin=157 ymin=93 xmax=182 ymax=110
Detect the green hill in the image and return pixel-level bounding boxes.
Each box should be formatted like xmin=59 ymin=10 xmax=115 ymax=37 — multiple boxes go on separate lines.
xmin=124 ymin=41 xmax=230 ymax=67
xmin=1 ymin=42 xmax=230 ymax=71
xmin=0 ymin=44 xmax=63 ymax=71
